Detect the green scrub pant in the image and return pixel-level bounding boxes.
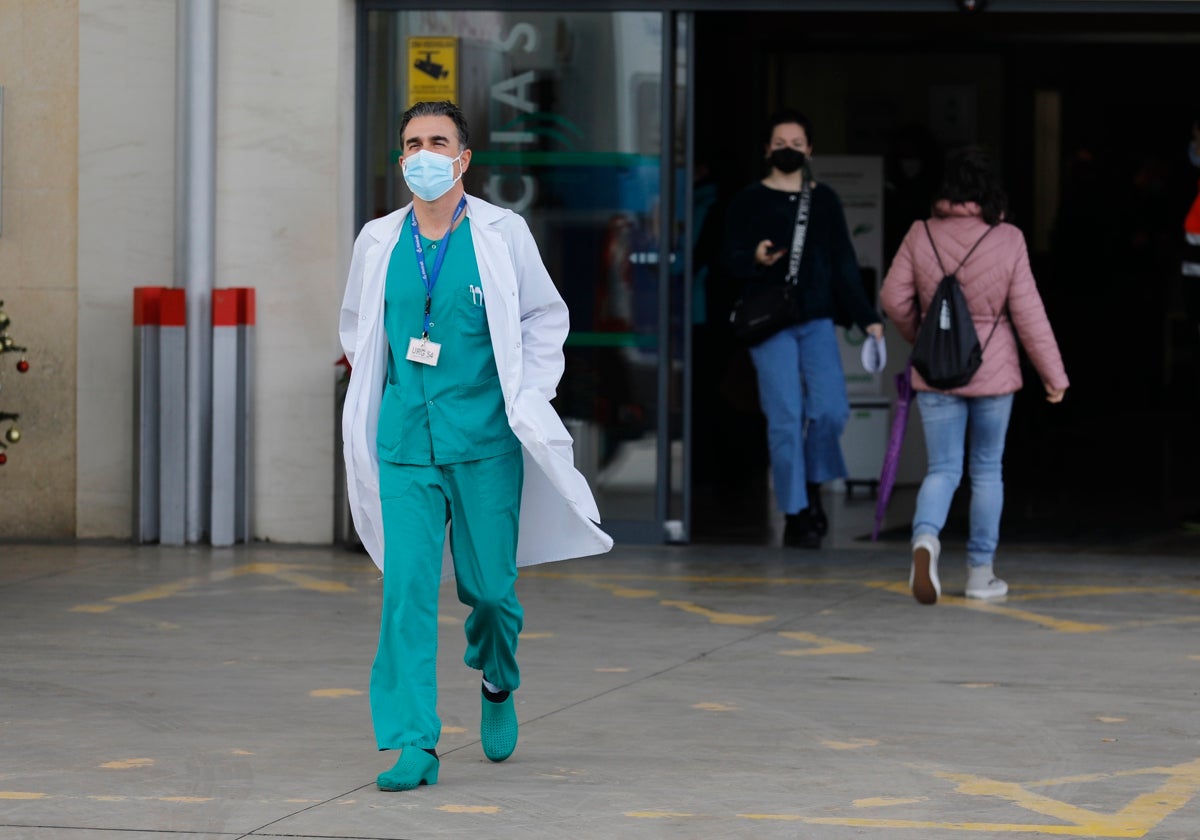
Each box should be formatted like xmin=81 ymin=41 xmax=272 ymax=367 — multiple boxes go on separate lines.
xmin=371 ymin=449 xmax=524 ymax=751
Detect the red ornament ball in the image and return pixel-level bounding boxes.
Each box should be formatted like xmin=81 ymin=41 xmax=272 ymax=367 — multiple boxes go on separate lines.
xmin=17 ymin=359 xmax=29 ymax=373
xmin=0 ymin=452 xmax=6 ymax=465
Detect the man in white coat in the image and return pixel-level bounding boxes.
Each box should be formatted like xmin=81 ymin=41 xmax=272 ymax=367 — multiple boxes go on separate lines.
xmin=339 ymin=100 xmax=612 ymax=792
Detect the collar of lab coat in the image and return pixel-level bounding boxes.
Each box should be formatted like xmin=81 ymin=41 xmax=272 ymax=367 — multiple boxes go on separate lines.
xmin=360 ymin=194 xmax=509 ymax=244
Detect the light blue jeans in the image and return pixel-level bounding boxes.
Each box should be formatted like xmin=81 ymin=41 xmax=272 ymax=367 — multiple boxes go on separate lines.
xmin=748 ymin=318 xmax=849 ymax=515
xmin=912 ymin=391 xmax=1014 ymax=568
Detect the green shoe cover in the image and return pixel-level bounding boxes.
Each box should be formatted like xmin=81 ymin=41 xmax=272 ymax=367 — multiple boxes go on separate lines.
xmin=377 ymin=749 xmax=439 ymax=791
xmin=480 ymin=693 xmax=518 ymax=762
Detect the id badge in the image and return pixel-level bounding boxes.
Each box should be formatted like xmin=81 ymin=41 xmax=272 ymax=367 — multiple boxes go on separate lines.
xmin=406 ymin=337 xmax=441 ymax=366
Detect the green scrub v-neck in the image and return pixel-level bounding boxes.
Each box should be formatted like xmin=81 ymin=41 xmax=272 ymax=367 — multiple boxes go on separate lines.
xmin=376 ymin=216 xmax=519 ymax=465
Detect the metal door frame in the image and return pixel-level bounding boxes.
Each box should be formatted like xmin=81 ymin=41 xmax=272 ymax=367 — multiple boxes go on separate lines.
xmin=355 ymin=4 xmax=695 ymax=545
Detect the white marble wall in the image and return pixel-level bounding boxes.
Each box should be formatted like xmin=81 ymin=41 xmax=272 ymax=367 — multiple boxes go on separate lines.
xmin=77 ymin=0 xmax=176 ymax=537
xmin=76 ymin=0 xmax=356 ymax=542
xmin=215 ymin=0 xmax=355 ymax=543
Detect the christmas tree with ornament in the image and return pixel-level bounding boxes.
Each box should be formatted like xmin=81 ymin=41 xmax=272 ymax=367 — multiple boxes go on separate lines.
xmin=0 ymin=300 xmax=30 ymax=465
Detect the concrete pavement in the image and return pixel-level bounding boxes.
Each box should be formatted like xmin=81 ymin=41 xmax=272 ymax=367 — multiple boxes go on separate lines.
xmin=1 ymin=537 xmax=1199 ymax=839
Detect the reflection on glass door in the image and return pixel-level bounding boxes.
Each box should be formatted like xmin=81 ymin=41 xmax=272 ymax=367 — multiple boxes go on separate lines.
xmin=361 ymin=9 xmax=688 ymax=540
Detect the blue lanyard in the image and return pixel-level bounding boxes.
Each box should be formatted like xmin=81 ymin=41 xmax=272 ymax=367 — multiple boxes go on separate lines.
xmin=410 ymin=195 xmax=468 ymax=338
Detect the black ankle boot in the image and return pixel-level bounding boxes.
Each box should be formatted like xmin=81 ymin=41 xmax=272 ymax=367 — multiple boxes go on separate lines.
xmin=806 ymin=483 xmax=828 ymax=536
xmin=784 ymin=509 xmax=821 ymax=549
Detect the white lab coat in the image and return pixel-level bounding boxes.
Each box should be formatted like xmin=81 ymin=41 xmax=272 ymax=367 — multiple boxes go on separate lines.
xmin=339 ymin=194 xmax=614 ymax=573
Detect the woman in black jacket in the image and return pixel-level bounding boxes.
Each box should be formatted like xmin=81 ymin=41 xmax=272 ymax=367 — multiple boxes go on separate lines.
xmin=724 ymin=109 xmax=883 ymax=548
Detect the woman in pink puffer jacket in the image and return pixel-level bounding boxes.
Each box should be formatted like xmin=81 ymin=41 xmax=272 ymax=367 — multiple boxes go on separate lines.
xmin=880 ymin=146 xmax=1069 ymax=606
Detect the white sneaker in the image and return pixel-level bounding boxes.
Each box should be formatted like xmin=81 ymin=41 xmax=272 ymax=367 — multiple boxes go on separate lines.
xmin=910 ymin=534 xmax=941 ymax=605
xmin=965 ymin=566 xmax=1008 ymax=600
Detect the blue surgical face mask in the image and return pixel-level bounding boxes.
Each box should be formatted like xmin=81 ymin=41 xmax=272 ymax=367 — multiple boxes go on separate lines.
xmin=402 ymin=149 xmax=463 ymax=201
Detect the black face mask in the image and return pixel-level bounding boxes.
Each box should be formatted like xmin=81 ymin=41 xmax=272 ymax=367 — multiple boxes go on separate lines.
xmin=769 ymin=147 xmax=807 ymax=174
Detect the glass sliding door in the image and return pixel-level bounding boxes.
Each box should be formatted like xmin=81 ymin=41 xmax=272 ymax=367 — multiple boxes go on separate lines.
xmin=359 ymin=8 xmax=691 ymax=542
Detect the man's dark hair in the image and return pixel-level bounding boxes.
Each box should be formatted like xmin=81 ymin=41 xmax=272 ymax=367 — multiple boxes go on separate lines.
xmin=765 ymin=109 xmax=813 ymax=146
xmin=400 ymin=100 xmax=470 ymax=149
xmin=936 ymin=145 xmax=1009 ymax=226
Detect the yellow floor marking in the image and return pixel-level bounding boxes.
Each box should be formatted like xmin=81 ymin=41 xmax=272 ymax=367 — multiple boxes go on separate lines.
xmin=72 ymin=577 xmax=205 ymax=610
xmin=542 ymin=571 xmax=1192 ymax=638
xmin=309 ymin=688 xmax=362 ymax=698
xmin=955 ymin=600 xmax=1110 ymax=633
xmin=823 ymin=738 xmax=878 ymax=750
xmin=659 ymin=599 xmax=774 ymax=625
xmin=1096 ymin=716 xmax=1127 ymax=723
xmin=535 ymin=568 xmax=1200 ymax=600
xmin=1005 ymin=586 xmax=1165 ymax=601
xmin=160 ymin=796 xmax=213 ymax=803
xmin=578 ymin=579 xmax=661 ymax=599
xmin=928 ymin=759 xmax=1200 ymax=836
xmin=865 ymin=580 xmax=917 ymax=596
xmin=777 ymin=631 xmax=872 ymax=656
xmin=1022 ymin=762 xmax=1199 ymax=789
xmin=854 ymin=796 xmax=929 ymax=808
xmin=611 ymin=586 xmax=659 ymax=598
xmin=793 ymin=817 xmax=1143 ymax=833
xmin=732 ymin=759 xmax=1200 ymax=834
xmin=595 ymin=667 xmax=630 ymax=672
xmin=437 ymin=615 xmax=462 ymax=625
xmin=960 ymin=682 xmax=995 ymax=688
xmin=108 ymin=577 xmax=210 ymax=604
xmin=692 ymin=702 xmax=739 ymax=712
xmin=526 ymin=570 xmax=832 ymax=585
xmin=0 ymin=792 xmax=47 ymax=800
xmin=626 ymin=811 xmax=696 ymax=818
xmin=443 ymin=726 xmax=466 ymax=734
xmin=100 ymin=758 xmax=154 ymax=769
xmin=867 ymin=581 xmax=1113 ymax=633
xmin=88 ymin=795 xmax=126 ymax=801
xmin=71 ymin=563 xmax=356 ymax=612
xmin=439 ymin=804 xmax=500 ymax=814
xmin=268 ymin=569 xmax=354 ymax=594
xmin=580 ymin=577 xmax=773 ymax=625
xmin=520 ymin=631 xmax=554 ymax=639
xmin=234 ymin=563 xmax=359 ymax=594
xmin=1190 ymin=655 xmax=1200 ymax=661
xmin=231 ymin=749 xmax=254 ymax=755
xmin=1122 ymin=616 xmax=1200 ymax=628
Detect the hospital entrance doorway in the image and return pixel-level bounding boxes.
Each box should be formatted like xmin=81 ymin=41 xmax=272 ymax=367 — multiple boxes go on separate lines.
xmin=688 ymin=9 xmax=1200 ymax=551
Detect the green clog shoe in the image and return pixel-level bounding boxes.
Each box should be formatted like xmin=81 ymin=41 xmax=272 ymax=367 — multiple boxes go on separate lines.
xmin=377 ymin=749 xmax=439 ymax=791
xmin=480 ymin=692 xmax=518 ymax=762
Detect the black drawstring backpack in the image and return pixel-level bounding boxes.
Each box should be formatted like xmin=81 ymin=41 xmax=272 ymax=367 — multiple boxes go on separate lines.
xmin=910 ymin=222 xmax=1003 ymax=390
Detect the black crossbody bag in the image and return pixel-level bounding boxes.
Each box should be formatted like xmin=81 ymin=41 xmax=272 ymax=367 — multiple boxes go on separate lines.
xmin=729 ymin=183 xmax=812 ymax=345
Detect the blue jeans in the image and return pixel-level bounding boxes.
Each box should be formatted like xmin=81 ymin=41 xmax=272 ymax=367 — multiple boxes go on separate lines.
xmin=912 ymin=391 xmax=1014 ymax=568
xmin=748 ymin=319 xmax=849 ymax=515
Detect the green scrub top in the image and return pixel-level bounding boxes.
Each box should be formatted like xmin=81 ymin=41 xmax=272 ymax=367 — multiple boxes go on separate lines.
xmin=377 ymin=216 xmax=519 ymax=465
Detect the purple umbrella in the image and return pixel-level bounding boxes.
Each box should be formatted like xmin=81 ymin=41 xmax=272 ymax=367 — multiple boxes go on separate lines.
xmin=872 ymin=360 xmax=913 ymax=541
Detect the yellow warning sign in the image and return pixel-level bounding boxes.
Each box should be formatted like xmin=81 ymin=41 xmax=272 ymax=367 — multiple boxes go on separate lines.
xmin=407 ymin=37 xmax=457 ymax=105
